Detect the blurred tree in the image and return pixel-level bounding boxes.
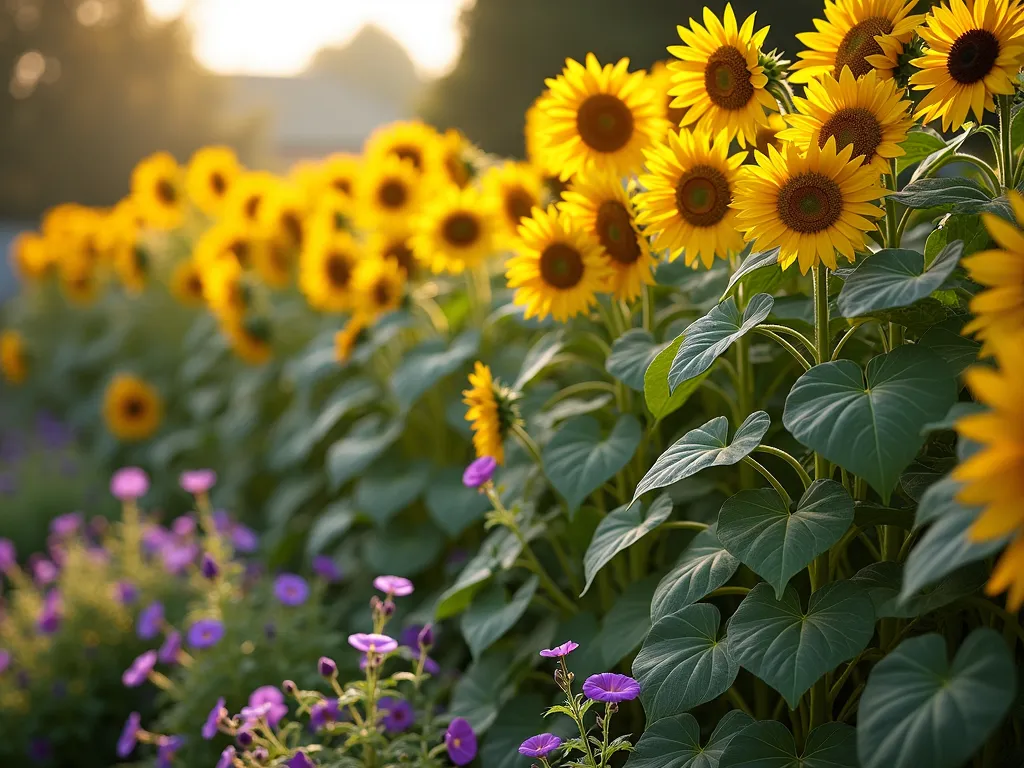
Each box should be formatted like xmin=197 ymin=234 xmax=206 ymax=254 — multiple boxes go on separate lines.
xmin=0 ymin=0 xmax=257 ymax=219
xmin=421 ymin=0 xmax=825 ymax=156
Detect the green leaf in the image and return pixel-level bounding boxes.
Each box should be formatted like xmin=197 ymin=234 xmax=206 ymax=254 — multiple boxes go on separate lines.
xmin=480 ymin=694 xmax=566 ymax=768
xmin=582 ymin=494 xmax=673 ymax=596
xmin=363 ymin=521 xmax=444 ymax=577
xmin=644 ymin=335 xmax=709 ymax=422
xmin=668 ymin=294 xmax=774 ymax=391
xmin=897 ymin=128 xmax=948 ymax=175
xmin=607 ymin=329 xmax=668 ymax=392
xmin=719 ymin=722 xmax=858 ymax=768
xmin=625 ymin=710 xmax=754 ymax=768
xmin=729 ymin=581 xmax=875 ymax=707
xmin=390 ymin=330 xmax=480 ymax=410
xmin=836 ymin=242 xmax=963 ymax=318
xmin=633 ymin=603 xmax=739 ymax=720
xmin=326 ymin=415 xmax=404 ymax=491
xmin=543 ymin=414 xmax=642 ymax=513
xmin=717 ymin=480 xmax=854 ymax=598
xmin=925 ymin=213 xmax=990 ymax=263
xmin=921 ymin=401 xmax=987 ymax=435
xmin=435 ymin=553 xmax=495 ymax=620
xmin=354 ymin=460 xmax=431 ymax=527
xmin=599 ymin=576 xmax=660 ymax=667
xmin=858 ymin=629 xmax=1016 ymax=768
xmin=851 ymin=561 xmax=986 ymax=619
xmin=425 ymin=467 xmax=491 ymax=538
xmin=515 ymin=330 xmax=565 ymax=390
xmin=651 ymin=526 xmax=740 ymax=622
xmin=308 ymin=378 xmax=378 ymax=444
xmin=265 ymin=476 xmax=321 ymax=531
xmin=449 ymin=651 xmax=515 ymax=733
xmin=782 ymin=346 xmax=957 ymax=497
xmin=918 ymin=318 xmax=980 ymax=375
xmin=890 ymin=176 xmax=994 ymax=214
xmin=557 ymin=611 xmax=606 ymax=682
xmin=460 ymin=577 xmax=539 ymax=658
xmin=634 ymin=412 xmax=770 ymax=502
xmin=853 ymin=503 xmax=915 ymax=530
xmin=147 ymin=428 xmax=202 ymax=468
xmin=721 ymin=247 xmax=782 ymax=300
xmin=305 ymin=501 xmax=355 ymax=556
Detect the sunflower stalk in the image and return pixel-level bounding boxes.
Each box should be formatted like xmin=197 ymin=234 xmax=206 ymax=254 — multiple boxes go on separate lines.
xmin=998 ymin=94 xmax=1015 ymax=189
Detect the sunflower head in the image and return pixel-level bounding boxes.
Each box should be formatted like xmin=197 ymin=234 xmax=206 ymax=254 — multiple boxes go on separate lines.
xmin=432 ymin=129 xmax=480 ymax=189
xmin=463 ymin=362 xmax=522 ymax=465
xmin=962 ymin=191 xmax=1024 ymax=346
xmin=114 ymin=241 xmax=149 ymax=295
xmin=411 ymin=184 xmax=495 ymax=274
xmin=753 ymin=113 xmax=789 ymax=158
xmin=358 ymin=155 xmax=422 ymax=232
xmin=10 ymin=231 xmax=53 ymax=282
xmin=224 ymin=315 xmax=273 ymax=366
xmin=202 ymin=256 xmax=251 ymax=323
xmin=194 ymin=219 xmax=262 ymax=272
xmin=254 ymin=238 xmax=295 ymax=290
xmin=170 ymin=259 xmax=206 ymax=306
xmin=299 ymin=230 xmax=363 ymax=313
xmin=481 ymin=161 xmax=546 ymax=248
xmin=335 ymin=315 xmax=370 ymax=364
xmin=131 ymin=152 xmax=184 ymax=230
xmin=0 ymin=330 xmax=28 ymax=385
xmin=225 ymin=171 xmax=278 ymax=228
xmin=103 ymin=374 xmax=163 ymax=442
xmin=353 ymin=256 xmax=406 ymax=320
xmin=364 ymin=120 xmax=441 ymax=175
xmin=320 ymin=153 xmax=362 ymax=200
xmin=186 ymin=146 xmax=241 ymax=217
xmin=647 ymin=60 xmax=691 ymax=132
xmin=369 ymin=230 xmax=417 ymax=278
xmin=259 ymin=181 xmax=307 ymax=251
xmin=59 ymin=254 xmax=100 ymax=306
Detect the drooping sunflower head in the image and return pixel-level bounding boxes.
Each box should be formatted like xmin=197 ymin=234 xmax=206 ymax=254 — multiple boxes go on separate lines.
xmin=335 ymin=315 xmax=369 ymax=364
xmin=364 ymin=120 xmax=441 ymax=175
xmin=733 ymin=137 xmax=888 ymax=274
xmin=225 ymin=171 xmax=278 ymax=229
xmin=533 ymin=53 xmax=666 ymax=180
xmin=170 ymin=258 xmax=206 ymax=307
xmin=910 ymin=0 xmax=1024 ymax=132
xmin=647 ymin=60 xmax=691 ymax=132
xmin=223 ymin=315 xmax=273 ymax=366
xmin=506 ymin=204 xmax=611 ymax=322
xmin=358 ymin=155 xmax=422 ymax=232
xmin=481 ymin=161 xmax=546 ymax=248
xmin=103 ymin=374 xmax=163 ymax=442
xmin=353 ymin=256 xmax=406 ymax=320
xmin=10 ymin=231 xmax=53 ymax=282
xmin=299 ymin=230 xmax=363 ymax=313
xmin=791 ymin=0 xmax=924 ymax=83
xmin=963 ymin=192 xmax=1024 ymax=346
xmin=667 ymin=4 xmax=778 ymax=148
xmin=368 ymin=230 xmax=417 ymax=278
xmin=635 ymin=128 xmax=747 ymax=269
xmin=131 ymin=152 xmax=185 ymax=230
xmin=559 ymin=172 xmax=655 ymax=300
xmin=411 ymin=184 xmax=495 ymax=274
xmin=781 ymin=67 xmax=913 ymax=174
xmin=463 ymin=362 xmax=522 ymax=465
xmin=0 ymin=330 xmax=28 ymax=385
xmin=186 ymin=146 xmax=241 ymax=217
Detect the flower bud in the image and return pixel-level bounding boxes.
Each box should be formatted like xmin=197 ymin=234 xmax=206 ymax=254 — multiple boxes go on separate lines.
xmin=318 ymin=656 xmax=337 ymax=678
xmin=417 ymin=624 xmax=435 ymax=649
xmin=381 ymin=598 xmax=396 ymax=617
xmin=282 ymin=679 xmax=297 ymax=695
xmin=200 ymin=553 xmax=219 ymax=579
xmin=236 ymin=728 xmax=254 ymax=748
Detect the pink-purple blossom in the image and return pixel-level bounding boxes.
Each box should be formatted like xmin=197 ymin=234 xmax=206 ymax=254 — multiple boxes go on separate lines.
xmin=582 ymin=672 xmax=641 ymax=703
xmin=540 ymin=640 xmax=578 ymax=658
xmin=373 ymin=575 xmax=413 ymax=597
xmin=246 ymin=685 xmax=287 ymax=728
xmin=519 ymin=733 xmax=562 ymax=757
xmin=445 ymin=717 xmax=477 ymax=766
xmin=380 ymin=697 xmax=415 ymax=733
xmin=348 ymin=633 xmax=398 ymax=654
xmin=274 ymin=573 xmax=310 ymax=606
xmin=110 ymin=467 xmax=150 ymax=501
xmin=137 ymin=601 xmax=164 ymax=640
xmin=122 ymin=650 xmax=157 ymax=688
xmin=203 ymin=697 xmax=226 ymax=739
xmin=462 ymin=456 xmax=497 ymax=488
xmin=179 ymin=469 xmax=217 ymax=495
xmin=187 ymin=618 xmax=225 ymax=649
xmin=117 ymin=712 xmax=141 ymax=758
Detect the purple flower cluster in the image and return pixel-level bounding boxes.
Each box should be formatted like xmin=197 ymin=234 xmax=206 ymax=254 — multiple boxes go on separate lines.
xmin=187 ymin=618 xmax=226 ymax=649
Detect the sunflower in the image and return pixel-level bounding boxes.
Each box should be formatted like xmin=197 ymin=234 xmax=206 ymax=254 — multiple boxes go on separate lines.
xmin=911 ymin=0 xmax=1024 ymax=132
xmin=534 ymin=53 xmax=665 ymax=180
xmin=260 ymin=182 xmax=307 ymax=250
xmin=790 ymin=0 xmax=924 ymax=83
xmin=481 ymin=161 xmax=546 ymax=248
xmin=368 ymin=230 xmax=417 ymax=277
xmin=463 ymin=362 xmax=522 ymax=465
xmin=194 ymin=219 xmax=261 ymax=271
xmin=733 ymin=137 xmax=887 ymax=274
xmin=320 ymin=153 xmax=362 ymax=199
xmin=352 ymin=256 xmax=406 ymax=320
xmin=169 ymin=259 xmax=206 ymax=307
xmin=335 ymin=315 xmax=368 ymax=364
xmin=0 ymin=330 xmax=27 ymax=385
xmin=131 ymin=152 xmax=185 ymax=230
xmin=433 ymin=129 xmax=477 ymax=189
xmin=103 ymin=374 xmax=163 ymax=442
xmin=525 ymin=98 xmax=561 ymax=179
xmin=223 ymin=316 xmax=272 ymax=366
xmin=962 ymin=192 xmax=1024 ymax=346
xmin=954 ymin=332 xmax=1024 ymax=608
xmin=9 ymin=231 xmax=52 ymax=281
xmin=186 ymin=146 xmax=240 ymax=217
xmin=202 ymin=257 xmax=249 ymax=322
xmin=299 ymin=230 xmax=362 ymax=312
xmin=364 ymin=120 xmax=440 ymax=174
xmin=411 ymin=185 xmax=495 ymax=274
xmin=113 ymin=241 xmax=148 ymax=295
xmin=753 ymin=112 xmax=789 ymax=158
xmin=357 ymin=155 xmax=422 ymax=233
xmin=253 ymin=239 xmax=295 ymax=289
xmin=634 ymin=129 xmax=746 ymax=269
xmin=780 ymin=68 xmax=913 ymax=175
xmin=225 ymin=171 xmax=278 ymax=229
xmin=58 ymin=255 xmax=99 ymax=305
xmin=506 ymin=204 xmax=611 ymax=322
xmin=647 ymin=60 xmax=691 ymax=132
xmin=559 ymin=173 xmax=655 ymax=300
xmin=667 ymin=4 xmax=778 ymax=148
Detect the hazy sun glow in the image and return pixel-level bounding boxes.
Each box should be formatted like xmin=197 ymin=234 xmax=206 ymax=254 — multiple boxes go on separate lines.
xmin=145 ymin=0 xmax=472 ymax=77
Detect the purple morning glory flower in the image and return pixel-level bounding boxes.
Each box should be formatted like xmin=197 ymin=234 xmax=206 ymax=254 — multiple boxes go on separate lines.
xmin=49 ymin=512 xmax=82 ymax=538
xmin=463 ymin=456 xmax=497 ymax=488
xmin=187 ymin=618 xmax=225 ymax=649
xmin=445 ymin=717 xmax=477 ymax=766
xmin=158 ymin=630 xmax=182 ymax=665
xmin=216 ymin=746 xmax=236 ymax=768
xmin=348 ymin=633 xmax=398 ymax=654
xmin=0 ymin=649 xmax=10 ymax=674
xmin=274 ymin=573 xmax=309 ymax=606
xmin=180 ymin=469 xmax=217 ymax=494
xmin=231 ymin=523 xmax=259 ymax=553
xmin=246 ymin=685 xmax=287 ymax=727
xmin=122 ymin=650 xmax=158 ymax=688
xmin=203 ymin=697 xmax=226 ymax=739
xmin=142 ymin=524 xmax=170 ymax=554
xmin=171 ymin=516 xmax=196 ymax=538
xmin=540 ymin=640 xmax=578 ymax=658
xmin=582 ymin=672 xmax=641 ymax=703
xmin=31 ymin=557 xmax=58 ymax=585
xmin=110 ymin=467 xmax=149 ymax=501
xmin=288 ymin=752 xmax=315 ymax=768
xmin=312 ymin=555 xmax=341 ymax=582
xmin=213 ymin=509 xmax=231 ymax=532
xmin=400 ymin=624 xmax=425 ymax=648
xmin=200 ymin=553 xmax=219 ymax=579
xmin=117 ymin=712 xmax=142 ymax=758
xmin=161 ymin=541 xmax=199 ymax=574
xmin=37 ymin=590 xmax=61 ymax=634
xmin=373 ymin=575 xmax=414 ymax=597
xmin=0 ymin=538 xmax=15 ymax=572
xmin=519 ymin=733 xmax=562 ymax=757
xmin=309 ymin=698 xmax=340 ymax=730
xmin=156 ymin=735 xmax=184 ymax=768
xmin=380 ymin=697 xmax=415 ymax=733
xmin=137 ymin=601 xmax=164 ymax=640
xmin=115 ymin=581 xmax=139 ymax=605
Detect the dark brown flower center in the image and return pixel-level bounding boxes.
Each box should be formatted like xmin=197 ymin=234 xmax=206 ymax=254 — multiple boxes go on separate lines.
xmin=834 ymin=17 xmax=893 ymax=78
xmin=269 ymin=243 xmax=291 ymax=271
xmin=156 ymin=179 xmax=177 ymax=205
xmin=442 ymin=212 xmax=481 ymax=247
xmin=333 ymin=178 xmax=352 ymax=196
xmin=378 ymin=179 xmax=408 ymax=209
xmin=373 ymin=279 xmax=394 ymax=307
xmin=576 ymin=93 xmax=635 ymax=153
xmin=675 ymin=165 xmax=731 ymax=227
xmin=228 ymin=238 xmax=250 ymax=268
xmin=210 ymin=172 xmax=227 ymax=196
xmin=704 ymin=45 xmax=754 ymax=111
xmin=243 ymin=194 xmax=262 ymax=221
xmin=325 ymin=253 xmax=352 ymax=288
xmin=755 ymin=123 xmax=783 ymax=157
xmin=504 ymin=188 xmax=535 ymax=229
xmin=123 ymin=396 xmax=146 ymax=418
xmin=281 ymin=212 xmax=303 ymax=245
xmin=394 ymin=145 xmax=422 ymax=170
xmin=596 ymin=200 xmax=641 ymax=265
xmin=186 ymin=273 xmax=203 ymax=297
xmin=818 ymin=106 xmax=882 ymax=163
xmin=540 ymin=243 xmax=585 ymax=289
xmin=777 ymin=172 xmax=844 ymax=233
xmin=446 ymin=154 xmax=472 ymax=187
xmin=385 ymin=242 xmax=416 ymax=275
xmin=947 ymin=29 xmax=1000 ymax=84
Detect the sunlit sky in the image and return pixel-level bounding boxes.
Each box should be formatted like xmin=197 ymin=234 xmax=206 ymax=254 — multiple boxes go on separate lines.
xmin=144 ymin=0 xmax=472 ymax=77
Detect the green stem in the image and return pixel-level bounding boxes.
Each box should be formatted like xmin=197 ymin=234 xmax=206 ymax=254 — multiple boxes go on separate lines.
xmin=752 ymin=327 xmax=813 ymax=370
xmin=641 ymin=284 xmax=654 ymax=332
xmin=758 ymin=324 xmax=817 ymax=356
xmin=661 ymin=520 xmax=709 ymax=532
xmin=726 ymin=687 xmax=753 ymax=717
xmin=512 ymin=423 xmax=544 ymax=467
xmin=542 ymin=381 xmax=617 ymax=409
xmin=743 ymin=456 xmax=792 ymax=506
xmin=830 ymin=324 xmax=864 ymax=361
xmin=709 ymin=586 xmax=751 ymax=597
xmin=884 ymin=166 xmax=900 ymax=249
xmin=754 ymin=445 xmax=812 ymax=490
xmin=998 ymin=94 xmax=1014 ymax=189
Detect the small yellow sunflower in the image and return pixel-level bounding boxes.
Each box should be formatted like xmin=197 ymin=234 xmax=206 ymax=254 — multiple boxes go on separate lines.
xmin=506 ymin=204 xmax=611 ymax=322
xmin=353 ymin=256 xmax=406 ymax=319
xmin=647 ymin=60 xmax=691 ymax=132
xmin=635 ymin=129 xmax=747 ymax=269
xmin=335 ymin=315 xmax=368 ymax=364
xmin=9 ymin=231 xmax=52 ymax=281
xmin=780 ymin=67 xmax=913 ymax=175
xmin=186 ymin=146 xmax=241 ymax=217
xmin=368 ymin=230 xmax=417 ymax=277
xmin=559 ymin=173 xmax=655 ymax=300
xmin=131 ymin=152 xmax=184 ymax=230
xmin=103 ymin=374 xmax=163 ymax=442
xmin=753 ymin=112 xmax=789 ymax=158
xmin=411 ymin=185 xmax=495 ymax=274
xmin=225 ymin=171 xmax=278 ymax=229
xmin=358 ymin=155 xmax=422 ymax=233
xmin=667 ymin=4 xmax=778 ymax=148
xmin=170 ymin=259 xmax=206 ymax=307
xmin=320 ymin=153 xmax=362 ymax=199
xmin=194 ymin=219 xmax=261 ymax=271
xmin=534 ymin=53 xmax=666 ymax=180
xmin=254 ymin=239 xmax=295 ymax=289
xmin=525 ymin=98 xmax=561 ymax=179
xmin=58 ymin=255 xmax=99 ymax=306
xmin=363 ymin=120 xmax=441 ymax=174
xmin=259 ymin=182 xmax=307 ymax=251
xmin=433 ymin=129 xmax=477 ymax=189
xmin=0 ymin=330 xmax=27 ymax=385
xmin=223 ymin=317 xmax=272 ymax=366
xmin=481 ymin=161 xmax=546 ymax=248
xmin=463 ymin=362 xmax=521 ymax=465
xmin=733 ymin=137 xmax=887 ymax=273
xmin=963 ymin=192 xmax=1024 ymax=345
xmin=791 ymin=0 xmax=924 ymax=83
xmin=202 ymin=257 xmax=249 ymax=323
xmin=911 ymin=0 xmax=1024 ymax=131
xmin=308 ymin=190 xmax=356 ymax=243
xmin=954 ymin=332 xmax=1024 ymax=608
xmin=299 ymin=230 xmax=362 ymax=313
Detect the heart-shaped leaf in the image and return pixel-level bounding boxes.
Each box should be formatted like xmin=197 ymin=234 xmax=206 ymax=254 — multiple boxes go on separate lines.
xmin=720 ymin=722 xmax=858 ymax=768
xmin=515 ymin=330 xmax=564 ymax=390
xmin=435 ymin=551 xmax=496 ymax=620
xmin=721 ymin=247 xmax=782 ymax=299
xmin=354 ymin=460 xmax=431 ymax=527
xmin=326 ymin=415 xmax=405 ymax=491
xmin=391 ymin=330 xmax=480 ymax=410
xmin=633 ymin=603 xmax=739 ymax=721
xmin=448 ymin=651 xmax=515 ymax=733
xmin=599 ymin=576 xmax=660 ymax=667
xmin=625 ymin=710 xmax=754 ymax=768
xmin=645 ymin=336 xmax=709 ymax=422
xmin=363 ymin=520 xmax=444 ymax=577
xmin=728 ymin=581 xmax=875 ymax=707
xmin=425 ymin=467 xmax=491 ymax=538
xmin=918 ymin=318 xmax=980 ymax=375
xmin=925 ymin=213 xmax=990 ymax=262
xmin=783 ymin=346 xmax=956 ymax=498
xmin=668 ymin=294 xmax=774 ymax=391
xmin=305 ymin=501 xmax=355 ymax=556
xmin=460 ymin=576 xmax=539 ymax=658
xmin=858 ymin=629 xmax=1015 ymax=768
xmin=890 ymin=176 xmax=994 ymax=214
xmin=634 ymin=412 xmax=770 ymax=502
xmin=717 ymin=480 xmax=854 ymax=598
xmin=582 ymin=494 xmax=673 ymax=595
xmin=608 ymin=329 xmax=668 ymax=392
xmin=897 ymin=128 xmax=947 ymax=175
xmin=852 ymin=561 xmax=986 ymax=619
xmin=308 ymin=378 xmax=378 ymax=444
xmin=652 ymin=526 xmax=740 ymax=622
xmin=544 ymin=414 xmax=642 ymax=514
xmin=837 ymin=242 xmax=963 ymax=318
